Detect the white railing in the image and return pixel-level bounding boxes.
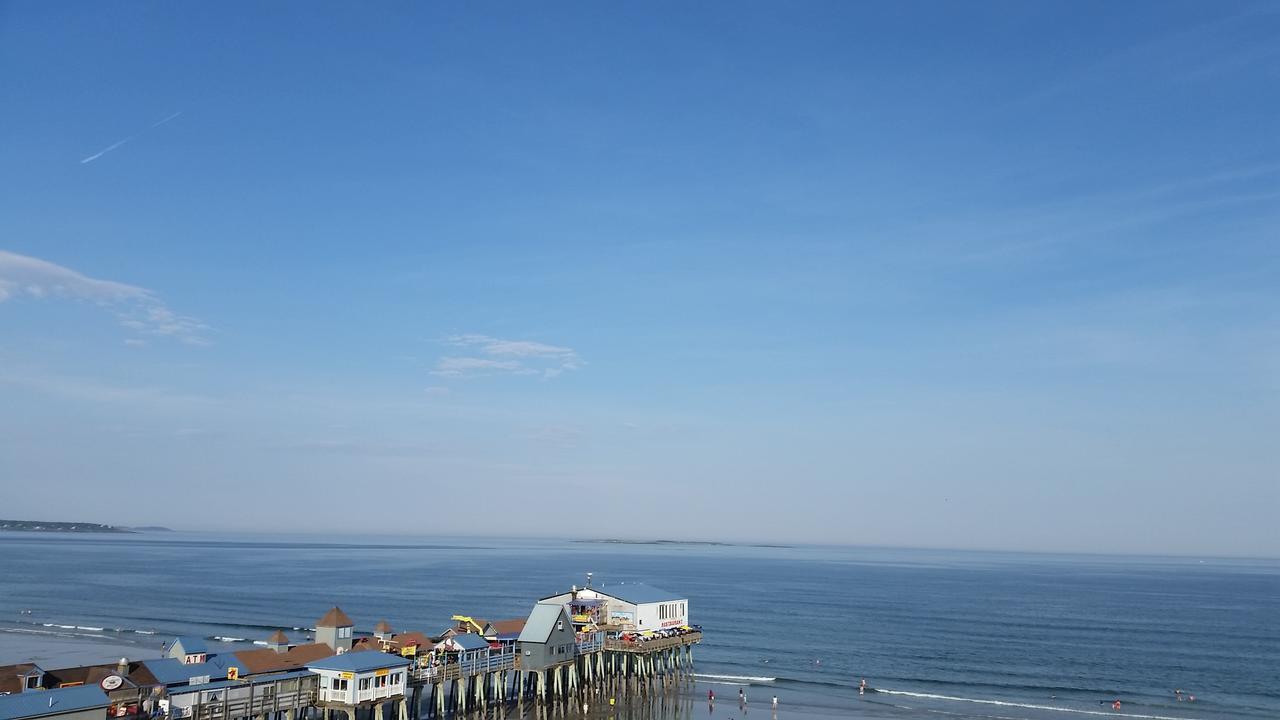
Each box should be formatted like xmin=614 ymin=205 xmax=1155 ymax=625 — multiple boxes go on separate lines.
xmin=411 ymin=649 xmax=518 ymax=683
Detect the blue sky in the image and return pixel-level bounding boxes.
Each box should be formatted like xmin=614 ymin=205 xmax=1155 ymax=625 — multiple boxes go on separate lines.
xmin=1 ymin=1 xmax=1277 ymax=555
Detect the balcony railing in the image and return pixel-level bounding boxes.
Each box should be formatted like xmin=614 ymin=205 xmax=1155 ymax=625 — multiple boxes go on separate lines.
xmin=604 ymin=632 xmax=702 ymax=653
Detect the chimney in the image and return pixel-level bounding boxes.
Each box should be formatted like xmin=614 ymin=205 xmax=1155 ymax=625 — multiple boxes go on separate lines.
xmin=117 ymin=658 xmax=129 ymax=676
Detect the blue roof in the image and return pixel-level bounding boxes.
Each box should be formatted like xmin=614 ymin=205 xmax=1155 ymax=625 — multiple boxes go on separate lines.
xmin=0 ymin=686 xmax=108 ymax=720
xmin=172 ymin=636 xmax=208 ymax=654
xmin=596 ymin=583 xmax=685 ymax=605
xmin=448 ymin=634 xmax=489 ymax=651
xmin=143 ymin=655 xmax=235 ymax=686
xmin=307 ymin=652 xmax=410 ymax=673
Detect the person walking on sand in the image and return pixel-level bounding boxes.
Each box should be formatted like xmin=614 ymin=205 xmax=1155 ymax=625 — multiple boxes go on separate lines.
xmin=771 ymin=696 xmax=778 ymax=709
xmin=739 ymin=689 xmax=746 ymax=704
xmin=709 ymin=690 xmax=715 ymax=703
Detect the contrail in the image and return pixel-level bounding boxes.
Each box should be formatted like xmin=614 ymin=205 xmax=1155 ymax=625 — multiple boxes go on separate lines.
xmin=150 ymin=111 xmax=183 ymax=128
xmin=81 ymin=137 xmax=135 ymax=164
xmin=80 ymin=110 xmax=183 ymax=165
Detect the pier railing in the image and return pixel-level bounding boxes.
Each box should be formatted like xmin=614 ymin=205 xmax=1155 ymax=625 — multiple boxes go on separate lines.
xmin=411 ymin=650 xmax=518 ymax=683
xmin=603 ymin=632 xmax=702 ymax=653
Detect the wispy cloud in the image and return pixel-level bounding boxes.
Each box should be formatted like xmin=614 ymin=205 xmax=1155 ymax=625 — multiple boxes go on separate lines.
xmin=81 ymin=110 xmax=182 ymax=164
xmin=0 ymin=249 xmax=209 ymax=345
xmin=431 ymin=334 xmax=583 ymax=378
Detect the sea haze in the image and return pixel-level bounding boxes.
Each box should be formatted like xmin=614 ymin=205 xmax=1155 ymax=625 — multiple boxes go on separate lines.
xmin=0 ymin=532 xmax=1275 ymax=720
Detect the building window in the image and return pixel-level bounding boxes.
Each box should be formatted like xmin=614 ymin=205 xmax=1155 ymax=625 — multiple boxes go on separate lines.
xmin=680 ymin=603 xmax=685 ymax=616
xmin=359 ymin=678 xmax=370 ymax=691
xmin=338 ymin=627 xmax=351 ymax=639
xmin=26 ymin=676 xmax=40 ymax=690
xmin=391 ymin=673 xmax=401 ymax=684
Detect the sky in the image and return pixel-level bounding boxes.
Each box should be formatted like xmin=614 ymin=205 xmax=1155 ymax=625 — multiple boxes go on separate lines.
xmin=1 ymin=1 xmax=1277 ymax=556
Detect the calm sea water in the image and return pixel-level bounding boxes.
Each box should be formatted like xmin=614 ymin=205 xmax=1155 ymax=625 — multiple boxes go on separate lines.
xmin=0 ymin=533 xmax=1276 ymax=720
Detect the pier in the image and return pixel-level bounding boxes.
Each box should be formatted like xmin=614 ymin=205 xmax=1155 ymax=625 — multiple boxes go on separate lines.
xmin=0 ymin=580 xmax=702 ymax=720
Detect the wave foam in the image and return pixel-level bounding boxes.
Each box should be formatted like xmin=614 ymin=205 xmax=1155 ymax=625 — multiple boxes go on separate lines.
xmin=877 ymin=689 xmax=1203 ymax=720
xmin=695 ymin=674 xmax=777 ymax=683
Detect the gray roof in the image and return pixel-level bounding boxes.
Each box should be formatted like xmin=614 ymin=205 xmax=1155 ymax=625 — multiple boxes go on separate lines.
xmin=0 ymin=685 xmax=108 ymax=720
xmin=594 ymin=583 xmax=685 ymax=605
xmin=517 ymin=603 xmax=568 ymax=644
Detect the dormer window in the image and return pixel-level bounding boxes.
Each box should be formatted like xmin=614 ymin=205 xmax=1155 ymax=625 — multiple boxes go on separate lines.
xmin=25 ymin=675 xmax=40 ymax=690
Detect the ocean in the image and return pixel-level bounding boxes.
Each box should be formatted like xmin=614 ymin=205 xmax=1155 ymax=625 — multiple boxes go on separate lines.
xmin=0 ymin=533 xmax=1276 ymax=720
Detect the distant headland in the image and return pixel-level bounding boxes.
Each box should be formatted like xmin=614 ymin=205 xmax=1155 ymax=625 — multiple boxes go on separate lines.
xmin=575 ymin=538 xmax=792 ymax=549
xmin=0 ymin=520 xmax=173 ymax=533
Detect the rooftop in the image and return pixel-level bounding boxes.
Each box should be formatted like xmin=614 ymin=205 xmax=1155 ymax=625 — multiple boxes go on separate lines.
xmin=518 ymin=604 xmax=568 ymax=644
xmin=307 ymin=653 xmax=410 ymax=674
xmin=316 ymin=607 xmax=354 ymax=628
xmin=171 ymin=636 xmax=208 ymax=655
xmin=0 ymin=685 xmax=108 ymax=720
xmin=593 ymin=583 xmax=685 ymax=605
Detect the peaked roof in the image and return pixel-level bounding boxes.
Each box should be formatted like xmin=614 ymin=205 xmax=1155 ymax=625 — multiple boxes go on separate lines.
xmin=171 ymin=636 xmax=208 ymax=654
xmin=374 ymin=620 xmax=392 ymax=633
xmin=267 ymin=630 xmax=289 ymax=644
xmin=593 ymin=583 xmax=685 ymax=605
xmin=316 ymin=607 xmax=354 ymax=628
xmin=307 ymin=652 xmax=410 ymax=673
xmin=0 ymin=685 xmax=108 ymax=720
xmin=517 ymin=603 xmax=569 ymax=644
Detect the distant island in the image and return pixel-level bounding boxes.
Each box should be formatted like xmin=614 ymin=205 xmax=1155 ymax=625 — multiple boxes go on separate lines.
xmin=576 ymin=538 xmax=792 ymax=549
xmin=0 ymin=520 xmax=168 ymax=534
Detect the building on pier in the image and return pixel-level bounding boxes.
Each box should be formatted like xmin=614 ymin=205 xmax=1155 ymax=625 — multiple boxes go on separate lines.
xmin=515 ymin=604 xmax=576 ymax=671
xmin=541 ymin=582 xmax=688 ymax=631
xmin=308 ymin=653 xmax=409 ymax=718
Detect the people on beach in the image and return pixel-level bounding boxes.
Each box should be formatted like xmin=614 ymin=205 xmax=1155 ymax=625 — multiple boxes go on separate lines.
xmin=739 ymin=689 xmax=746 ymax=704
xmin=709 ymin=690 xmax=715 ymax=702
xmin=771 ymin=696 xmax=778 ymax=709
xmin=1112 ymin=700 xmax=1122 ymax=711
xmin=859 ymin=678 xmax=866 ymax=696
